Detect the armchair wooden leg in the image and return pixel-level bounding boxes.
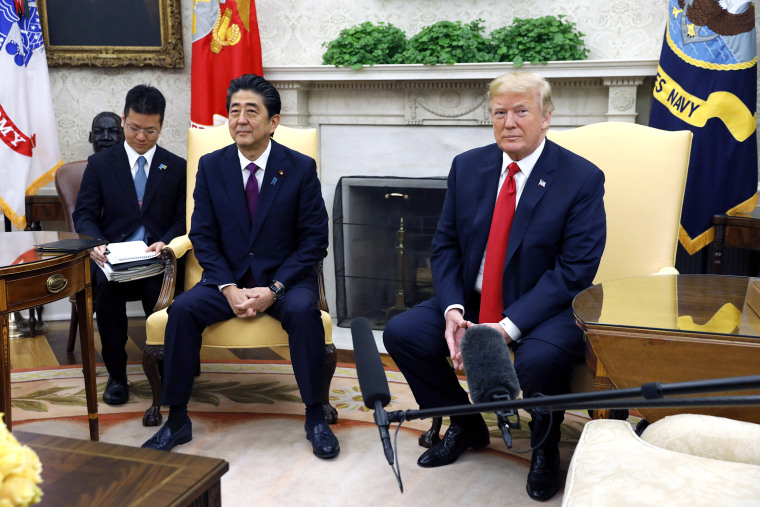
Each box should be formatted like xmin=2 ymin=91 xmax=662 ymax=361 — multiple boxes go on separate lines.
xmin=66 ymin=301 xmax=78 ymax=353
xmin=323 ymin=343 xmax=338 ymax=425
xmin=419 ymin=417 xmax=443 ymax=448
xmin=142 ymin=345 xmax=164 ymax=427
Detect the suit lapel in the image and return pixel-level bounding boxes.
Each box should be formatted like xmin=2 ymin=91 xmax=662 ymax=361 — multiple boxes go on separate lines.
xmin=249 ymin=140 xmax=286 ymax=245
xmin=112 ymin=146 xmax=139 ymax=211
xmin=220 ymin=145 xmax=251 ymax=237
xmin=141 ymin=146 xmax=166 ymax=214
xmin=471 ymin=146 xmax=503 ymax=270
xmin=504 ymin=140 xmax=556 ymax=266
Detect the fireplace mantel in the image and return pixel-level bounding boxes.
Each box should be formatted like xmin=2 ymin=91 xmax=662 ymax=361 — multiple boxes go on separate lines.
xmin=267 ymin=59 xmax=660 ymax=127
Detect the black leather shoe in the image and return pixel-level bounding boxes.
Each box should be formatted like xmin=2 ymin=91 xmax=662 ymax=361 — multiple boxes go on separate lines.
xmin=305 ymin=423 xmax=340 ymax=459
xmin=103 ymin=377 xmax=129 ymax=405
xmin=417 ymin=423 xmax=490 ymax=468
xmin=526 ymin=446 xmax=561 ymax=502
xmin=141 ymin=420 xmax=193 ymax=451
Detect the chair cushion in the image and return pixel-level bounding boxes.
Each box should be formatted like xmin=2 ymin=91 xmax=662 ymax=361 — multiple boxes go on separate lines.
xmin=146 ymin=307 xmax=333 ymax=348
xmin=562 ymin=420 xmax=760 ymax=506
xmin=639 ymin=414 xmax=760 ymax=466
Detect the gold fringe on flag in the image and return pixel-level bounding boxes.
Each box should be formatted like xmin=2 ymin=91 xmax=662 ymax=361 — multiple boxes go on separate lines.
xmin=678 ymin=191 xmax=759 ymax=254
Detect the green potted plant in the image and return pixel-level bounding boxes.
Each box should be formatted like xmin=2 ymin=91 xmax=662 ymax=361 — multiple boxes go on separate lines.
xmin=490 ymin=15 xmax=589 ymax=67
xmin=396 ymin=19 xmax=494 ymax=64
xmin=322 ymin=21 xmax=407 ymax=69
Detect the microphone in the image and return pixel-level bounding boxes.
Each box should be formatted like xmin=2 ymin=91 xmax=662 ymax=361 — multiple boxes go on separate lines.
xmin=460 ymin=325 xmax=522 ymax=448
xmin=351 ymin=317 xmax=394 ymax=466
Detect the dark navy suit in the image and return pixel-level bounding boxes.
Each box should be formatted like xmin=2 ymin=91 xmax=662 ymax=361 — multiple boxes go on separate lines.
xmin=161 ymin=139 xmax=329 ymax=408
xmin=73 ymin=143 xmax=186 ymax=378
xmin=384 ymin=139 xmax=606 ymax=447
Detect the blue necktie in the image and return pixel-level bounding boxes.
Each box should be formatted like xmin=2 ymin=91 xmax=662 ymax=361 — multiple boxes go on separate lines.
xmin=126 ymin=156 xmax=148 ymax=242
xmin=135 ymin=155 xmax=147 ymax=206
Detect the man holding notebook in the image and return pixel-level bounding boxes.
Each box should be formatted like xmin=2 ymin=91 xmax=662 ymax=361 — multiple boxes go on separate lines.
xmin=73 ymin=85 xmax=186 ymax=406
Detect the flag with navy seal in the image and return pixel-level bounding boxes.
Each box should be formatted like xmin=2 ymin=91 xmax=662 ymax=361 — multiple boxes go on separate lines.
xmin=650 ymin=0 xmax=757 ymax=254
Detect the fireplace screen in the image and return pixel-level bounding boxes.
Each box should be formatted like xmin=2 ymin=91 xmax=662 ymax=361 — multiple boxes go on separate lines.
xmin=333 ymin=176 xmax=447 ymax=329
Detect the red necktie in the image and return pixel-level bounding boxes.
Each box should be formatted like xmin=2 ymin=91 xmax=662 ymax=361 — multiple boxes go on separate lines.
xmin=245 ymin=162 xmax=259 ymax=223
xmin=480 ymin=162 xmax=520 ymax=323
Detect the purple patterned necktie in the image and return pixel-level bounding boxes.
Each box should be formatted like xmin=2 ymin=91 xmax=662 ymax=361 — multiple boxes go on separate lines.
xmin=245 ymin=162 xmax=259 ymax=222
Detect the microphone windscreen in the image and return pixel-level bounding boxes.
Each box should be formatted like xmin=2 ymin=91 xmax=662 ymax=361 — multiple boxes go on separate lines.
xmin=461 ymin=325 xmax=521 ymax=403
xmin=351 ymin=317 xmax=392 ymax=408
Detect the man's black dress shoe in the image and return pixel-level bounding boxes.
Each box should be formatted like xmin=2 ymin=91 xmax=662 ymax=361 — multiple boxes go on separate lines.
xmin=526 ymin=447 xmax=561 ymax=502
xmin=305 ymin=423 xmax=340 ymax=459
xmin=141 ymin=420 xmax=193 ymax=451
xmin=103 ymin=377 xmax=129 ymax=406
xmin=417 ymin=423 xmax=490 ymax=468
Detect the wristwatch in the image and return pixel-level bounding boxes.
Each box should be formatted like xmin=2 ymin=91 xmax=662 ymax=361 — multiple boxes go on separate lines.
xmin=269 ymin=281 xmax=285 ymax=301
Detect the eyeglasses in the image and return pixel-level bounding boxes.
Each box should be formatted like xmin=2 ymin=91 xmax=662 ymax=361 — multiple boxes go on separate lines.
xmin=125 ymin=124 xmax=160 ymax=136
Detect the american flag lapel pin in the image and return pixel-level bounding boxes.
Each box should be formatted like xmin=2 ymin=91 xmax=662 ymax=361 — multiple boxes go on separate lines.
xmin=539 ymin=179 xmax=546 ymax=187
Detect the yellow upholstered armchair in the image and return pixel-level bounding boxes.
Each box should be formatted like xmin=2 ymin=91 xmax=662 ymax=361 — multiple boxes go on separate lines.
xmin=141 ymin=125 xmax=337 ymax=427
xmin=548 ymin=122 xmax=692 ymax=285
xmin=419 ymin=122 xmax=692 ymax=447
xmin=548 ymin=122 xmax=692 ymax=400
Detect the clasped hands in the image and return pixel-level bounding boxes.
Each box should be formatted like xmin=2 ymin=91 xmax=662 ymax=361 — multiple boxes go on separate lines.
xmin=222 ymin=285 xmax=275 ymax=318
xmin=445 ymin=309 xmax=510 ymax=370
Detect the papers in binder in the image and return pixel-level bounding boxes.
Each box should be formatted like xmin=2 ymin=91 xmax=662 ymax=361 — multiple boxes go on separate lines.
xmin=106 ymin=241 xmax=156 ymax=264
xmin=100 ymin=241 xmax=163 ymax=282
xmin=98 ymin=259 xmax=163 ymax=282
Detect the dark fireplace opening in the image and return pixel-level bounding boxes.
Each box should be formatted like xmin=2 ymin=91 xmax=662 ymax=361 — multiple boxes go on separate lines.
xmin=333 ymin=176 xmax=447 ymax=330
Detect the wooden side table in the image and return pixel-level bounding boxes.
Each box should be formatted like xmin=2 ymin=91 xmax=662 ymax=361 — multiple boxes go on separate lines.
xmin=0 ymin=232 xmax=99 ymax=440
xmin=712 ymin=208 xmax=760 ymax=274
xmin=15 ymin=431 xmax=228 ymax=506
xmin=24 ymin=194 xmax=65 ymax=231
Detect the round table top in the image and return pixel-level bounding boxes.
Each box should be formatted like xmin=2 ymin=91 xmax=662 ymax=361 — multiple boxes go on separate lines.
xmin=573 ymin=274 xmax=760 ymax=340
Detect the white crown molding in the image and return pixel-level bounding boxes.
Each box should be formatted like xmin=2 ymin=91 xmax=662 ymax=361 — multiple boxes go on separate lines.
xmin=264 ymin=59 xmax=660 ymax=83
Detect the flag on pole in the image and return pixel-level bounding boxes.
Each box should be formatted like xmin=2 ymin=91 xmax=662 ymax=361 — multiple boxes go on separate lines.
xmin=191 ymin=0 xmax=264 ymax=128
xmin=0 ymin=0 xmax=62 ymax=229
xmin=649 ymin=0 xmax=757 ymax=254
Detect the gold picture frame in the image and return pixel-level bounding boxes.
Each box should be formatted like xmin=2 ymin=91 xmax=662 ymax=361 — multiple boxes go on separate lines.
xmin=38 ymin=0 xmax=184 ymax=68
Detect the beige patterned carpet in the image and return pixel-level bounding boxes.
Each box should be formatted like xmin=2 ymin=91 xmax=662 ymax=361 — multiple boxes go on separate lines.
xmin=10 ymin=361 xmax=606 ymax=506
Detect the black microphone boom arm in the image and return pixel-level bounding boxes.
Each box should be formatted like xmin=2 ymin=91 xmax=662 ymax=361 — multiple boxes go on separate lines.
xmin=383 ymin=375 xmax=760 ymax=422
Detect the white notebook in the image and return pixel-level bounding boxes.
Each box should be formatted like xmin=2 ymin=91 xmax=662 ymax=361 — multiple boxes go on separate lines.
xmin=106 ymin=241 xmax=156 ymax=264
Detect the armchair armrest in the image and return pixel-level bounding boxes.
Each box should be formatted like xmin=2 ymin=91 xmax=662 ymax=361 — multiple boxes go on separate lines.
xmin=655 ymin=266 xmax=679 ymax=275
xmin=152 ymin=234 xmax=194 ymax=312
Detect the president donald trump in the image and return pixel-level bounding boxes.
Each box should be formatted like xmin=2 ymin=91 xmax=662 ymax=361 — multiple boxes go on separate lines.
xmin=142 ymin=74 xmax=338 ymax=459
xmin=384 ymin=72 xmax=606 ymax=501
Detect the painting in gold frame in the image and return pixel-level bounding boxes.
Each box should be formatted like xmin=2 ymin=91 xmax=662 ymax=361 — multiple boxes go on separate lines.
xmin=38 ymin=0 xmax=184 ymax=68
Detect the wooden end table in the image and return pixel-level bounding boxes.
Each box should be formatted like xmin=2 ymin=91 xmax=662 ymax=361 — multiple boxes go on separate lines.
xmin=15 ymin=431 xmax=228 ymax=506
xmin=573 ymin=274 xmax=760 ymax=424
xmin=0 ymin=231 xmax=99 ymax=440
xmin=712 ymin=208 xmax=760 ymax=274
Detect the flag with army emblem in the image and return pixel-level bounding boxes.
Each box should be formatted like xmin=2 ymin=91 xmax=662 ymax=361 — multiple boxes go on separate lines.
xmin=191 ymin=0 xmax=264 ymax=127
xmin=649 ymin=0 xmax=757 ymax=254
xmin=0 ymin=0 xmax=62 ymax=229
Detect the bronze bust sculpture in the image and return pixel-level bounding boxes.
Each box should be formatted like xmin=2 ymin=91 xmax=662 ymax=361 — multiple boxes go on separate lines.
xmin=89 ymin=112 xmax=124 ymax=153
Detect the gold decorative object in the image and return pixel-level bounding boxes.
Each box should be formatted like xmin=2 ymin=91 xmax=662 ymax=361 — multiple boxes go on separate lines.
xmin=0 ymin=416 xmax=42 ymax=506
xmin=210 ymin=8 xmax=242 ymax=54
xmin=38 ymin=0 xmax=184 ymax=68
xmin=45 ymin=274 xmax=67 ymax=294
xmin=383 ymin=193 xmax=409 ymax=322
xmin=8 ymin=313 xmax=31 ymax=340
